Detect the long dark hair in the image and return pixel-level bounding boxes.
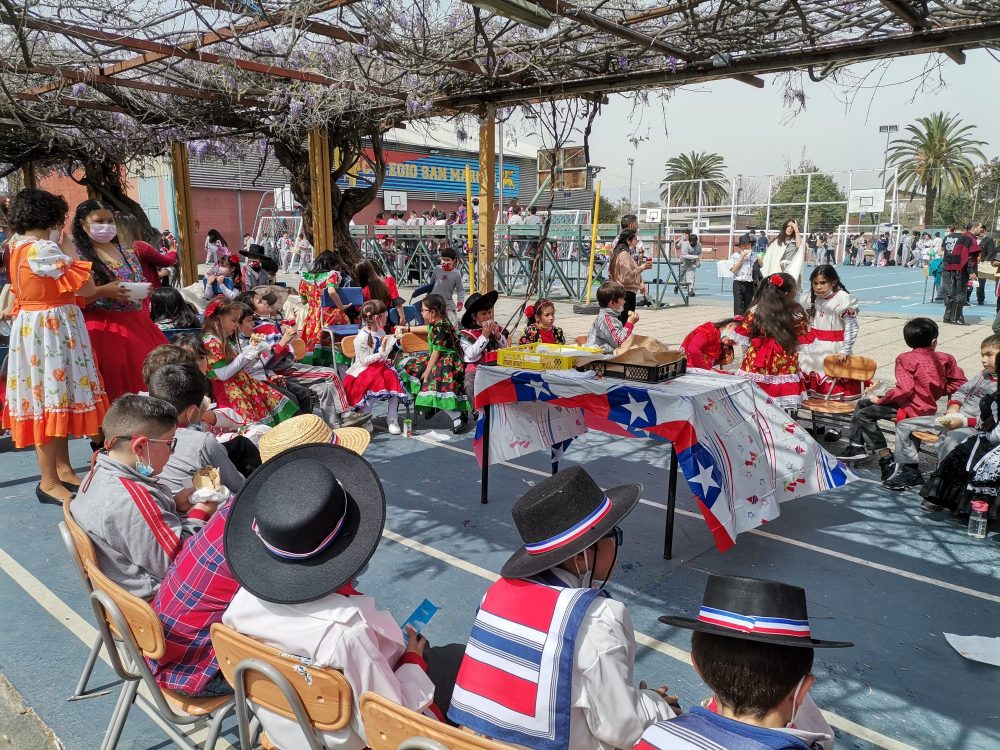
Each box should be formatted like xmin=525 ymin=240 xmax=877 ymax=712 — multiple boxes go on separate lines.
xmin=149 ymin=287 xmax=201 ymax=328
xmin=771 ymin=219 xmax=796 ymax=246
xmin=750 ymin=273 xmax=804 ymax=353
xmin=354 ymin=259 xmax=390 ymax=306
xmin=71 ymin=199 xmax=118 ymax=285
xmin=610 ymin=229 xmax=637 ymax=273
xmin=207 ymin=228 xmax=228 ymax=247
xmin=806 ymin=264 xmax=847 ymax=319
xmin=312 ymin=251 xmax=339 ymax=274
xmin=422 ymin=293 xmax=458 ymax=347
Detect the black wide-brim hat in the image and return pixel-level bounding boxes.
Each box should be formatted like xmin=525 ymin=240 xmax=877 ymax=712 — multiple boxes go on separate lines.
xmin=240 ymin=243 xmax=268 ymax=259
xmin=461 ymin=290 xmax=499 ymax=330
xmin=501 ymin=466 xmax=641 ymax=579
xmin=224 ymin=444 xmax=386 ymax=604
xmin=658 ymin=574 xmax=853 ymax=648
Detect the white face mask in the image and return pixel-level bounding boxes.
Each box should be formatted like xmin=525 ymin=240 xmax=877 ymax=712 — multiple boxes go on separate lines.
xmin=87 ymin=223 xmax=118 ymax=244
xmin=786 ymin=676 xmax=807 ymax=729
xmin=49 ymin=229 xmax=62 ymax=243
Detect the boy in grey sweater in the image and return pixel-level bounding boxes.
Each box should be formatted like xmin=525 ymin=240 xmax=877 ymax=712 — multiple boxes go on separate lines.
xmin=430 ymin=247 xmax=465 ymax=324
xmin=586 ymin=281 xmax=639 ymax=354
xmin=71 ymin=395 xmax=217 ymax=598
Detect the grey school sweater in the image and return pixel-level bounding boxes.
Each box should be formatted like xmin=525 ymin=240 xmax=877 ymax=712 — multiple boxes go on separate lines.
xmin=157 ymin=427 xmax=246 ymax=496
xmin=72 ymin=454 xmax=208 ymax=598
xmin=430 ymin=265 xmax=465 ymax=310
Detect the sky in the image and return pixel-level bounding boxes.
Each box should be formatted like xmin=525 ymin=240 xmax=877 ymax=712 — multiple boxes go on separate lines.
xmin=517 ymin=50 xmax=1000 ymax=204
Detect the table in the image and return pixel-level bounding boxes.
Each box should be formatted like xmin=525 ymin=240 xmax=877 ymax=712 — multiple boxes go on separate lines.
xmin=474 ymin=366 xmax=855 ymax=558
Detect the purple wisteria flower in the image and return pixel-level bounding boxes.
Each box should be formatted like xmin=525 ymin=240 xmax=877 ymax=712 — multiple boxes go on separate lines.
xmin=71 ymin=82 xmax=86 ymax=97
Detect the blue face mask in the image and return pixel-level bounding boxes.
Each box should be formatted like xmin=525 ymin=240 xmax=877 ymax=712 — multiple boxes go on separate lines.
xmin=135 ymin=446 xmax=155 ymax=477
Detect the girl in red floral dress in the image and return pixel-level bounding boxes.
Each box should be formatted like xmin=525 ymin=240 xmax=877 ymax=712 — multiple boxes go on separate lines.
xmin=201 ymin=298 xmax=297 ymax=427
xmin=517 ymin=298 xmax=566 ymax=345
xmin=297 ymin=251 xmax=351 ymax=364
xmin=730 ymin=273 xmax=817 ymax=412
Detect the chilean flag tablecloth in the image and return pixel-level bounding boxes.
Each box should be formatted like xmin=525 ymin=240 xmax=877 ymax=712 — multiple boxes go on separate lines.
xmin=473 ymin=366 xmax=855 ymax=552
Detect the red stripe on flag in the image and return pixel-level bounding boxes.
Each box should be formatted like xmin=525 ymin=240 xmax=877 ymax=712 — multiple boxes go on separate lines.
xmin=643 ymin=420 xmax=696 ymax=454
xmin=475 ymin=377 xmax=519 ymax=409
xmin=483 ymin=579 xmax=560 ymax=631
xmin=695 ymin=497 xmax=735 ymax=553
xmin=120 ymin=478 xmax=181 ymax=558
xmin=456 ymin=656 xmax=539 ymax=715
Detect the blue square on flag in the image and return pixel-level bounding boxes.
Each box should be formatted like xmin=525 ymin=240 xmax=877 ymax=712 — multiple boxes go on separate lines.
xmin=678 ymin=443 xmax=723 ymax=507
xmin=607 ymin=386 xmax=655 ymax=429
xmin=512 ymin=372 xmax=557 ymax=402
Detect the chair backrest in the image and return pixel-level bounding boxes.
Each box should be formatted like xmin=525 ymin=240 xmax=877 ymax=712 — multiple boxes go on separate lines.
xmin=62 ymin=496 xmax=99 ymax=574
xmin=341 ymin=335 xmax=357 ymax=359
xmin=823 ymin=354 xmax=876 ymax=381
xmin=398 ymin=332 xmax=429 ymax=354
xmin=83 ymin=558 xmax=165 ymax=659
xmin=388 ymin=308 xmax=401 ymax=328
xmin=339 ymin=287 xmax=365 ymax=307
xmin=402 ymin=304 xmax=423 ymax=325
xmin=210 ymin=624 xmax=352 ymax=731
xmin=360 ymin=692 xmax=515 ymax=750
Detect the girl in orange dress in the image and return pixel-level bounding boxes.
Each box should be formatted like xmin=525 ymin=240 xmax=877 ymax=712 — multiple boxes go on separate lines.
xmin=730 ymin=272 xmax=817 ymax=412
xmin=2 ymin=189 xmax=109 ymax=505
xmin=297 ymin=251 xmax=350 ymax=365
xmin=202 ymin=298 xmax=298 ymax=427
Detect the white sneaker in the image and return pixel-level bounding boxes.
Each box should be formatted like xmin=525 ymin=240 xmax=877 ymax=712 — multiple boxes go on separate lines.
xmin=388 ymin=421 xmax=402 ymax=435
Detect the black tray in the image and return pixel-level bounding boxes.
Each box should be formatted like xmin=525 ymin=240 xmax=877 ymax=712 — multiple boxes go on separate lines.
xmin=586 ymin=355 xmax=687 ymax=383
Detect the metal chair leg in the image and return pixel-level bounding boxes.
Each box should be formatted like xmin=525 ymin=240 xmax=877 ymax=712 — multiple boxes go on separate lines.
xmin=101 ymin=679 xmax=139 ymax=750
xmin=71 ymin=633 xmax=105 ymax=698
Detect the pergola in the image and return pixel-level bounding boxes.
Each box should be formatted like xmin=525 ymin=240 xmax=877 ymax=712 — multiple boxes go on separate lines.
xmin=2 ymin=1 xmax=998 ymax=288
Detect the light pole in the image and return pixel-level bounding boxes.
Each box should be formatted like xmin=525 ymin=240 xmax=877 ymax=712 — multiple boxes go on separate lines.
xmin=627 ymin=157 xmax=635 ymax=212
xmin=879 ymin=124 xmax=898 ymax=189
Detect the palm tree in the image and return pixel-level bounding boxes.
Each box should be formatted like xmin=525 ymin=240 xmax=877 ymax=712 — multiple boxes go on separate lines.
xmin=885 ymin=112 xmax=986 ymax=224
xmin=659 ymin=151 xmax=729 ymax=207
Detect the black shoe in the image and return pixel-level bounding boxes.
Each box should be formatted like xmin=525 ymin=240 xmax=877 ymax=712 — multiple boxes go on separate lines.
xmin=61 ymin=480 xmax=81 ymax=492
xmin=36 ymin=484 xmax=71 ymax=507
xmin=920 ymin=499 xmax=944 ymax=513
xmin=839 ymin=444 xmax=869 ymax=461
xmin=883 ymin=467 xmax=923 ymax=491
xmin=823 ymin=429 xmax=842 ymax=443
xmin=879 ymin=458 xmax=896 ymax=482
xmin=977 ymin=301 xmax=985 ymax=306
xmin=452 ymin=412 xmax=470 ymax=434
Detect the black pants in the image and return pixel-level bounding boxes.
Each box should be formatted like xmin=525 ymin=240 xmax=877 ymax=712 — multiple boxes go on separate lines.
xmin=976 ymin=276 xmax=988 ymax=304
xmin=619 ymin=290 xmax=637 ymax=325
xmin=733 ymin=280 xmax=755 ymax=317
xmin=942 ymin=269 xmax=969 ymax=322
xmin=848 ymin=399 xmax=897 ymax=452
xmin=222 ymin=436 xmax=261 ymax=477
xmin=274 ymin=382 xmax=311 ymax=416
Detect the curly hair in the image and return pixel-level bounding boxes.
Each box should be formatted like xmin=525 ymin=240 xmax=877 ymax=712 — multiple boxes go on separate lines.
xmin=7 ymin=189 xmax=68 ymax=233
xmin=71 ymin=199 xmax=118 ymax=285
xmin=749 ymin=272 xmax=804 ymax=353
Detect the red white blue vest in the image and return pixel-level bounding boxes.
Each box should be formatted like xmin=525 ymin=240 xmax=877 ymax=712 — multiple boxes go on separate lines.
xmin=448 ymin=574 xmax=603 ymax=750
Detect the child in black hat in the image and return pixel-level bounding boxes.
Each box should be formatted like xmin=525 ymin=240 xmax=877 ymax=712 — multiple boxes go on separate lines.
xmin=448 ymin=467 xmax=677 ymax=749
xmin=457 ymin=289 xmax=508 ymax=407
xmin=633 ymin=575 xmax=851 ymax=750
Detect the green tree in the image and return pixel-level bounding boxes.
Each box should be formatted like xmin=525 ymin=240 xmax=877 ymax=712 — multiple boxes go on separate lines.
xmin=597 ymin=194 xmax=620 ymax=224
xmin=756 ymin=160 xmax=846 ymax=232
xmin=886 ymin=112 xmax=986 ymax=225
xmin=659 ymin=151 xmax=728 ymax=207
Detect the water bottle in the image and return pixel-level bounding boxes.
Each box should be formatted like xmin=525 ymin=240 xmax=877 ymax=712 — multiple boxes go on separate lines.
xmin=967 ymin=500 xmax=989 ymax=539
xmin=403 ymin=418 xmax=413 ymax=438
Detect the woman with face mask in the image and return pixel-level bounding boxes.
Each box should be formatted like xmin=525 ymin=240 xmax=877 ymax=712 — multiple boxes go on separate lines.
xmin=70 ymin=199 xmax=167 ymax=402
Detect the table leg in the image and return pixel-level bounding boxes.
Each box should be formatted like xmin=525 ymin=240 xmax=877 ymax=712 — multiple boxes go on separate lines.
xmin=480 ymin=404 xmax=491 ymax=504
xmin=664 ymin=444 xmax=678 ymax=560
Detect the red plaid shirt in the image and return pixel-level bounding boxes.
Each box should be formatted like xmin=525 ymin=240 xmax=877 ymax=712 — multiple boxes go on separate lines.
xmin=150 ymin=504 xmax=237 ymax=694
xmin=881 ymin=347 xmax=967 ymax=419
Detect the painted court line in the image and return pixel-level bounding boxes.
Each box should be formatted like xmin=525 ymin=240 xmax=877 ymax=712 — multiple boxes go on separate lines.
xmin=0 ymin=546 xmax=235 ymax=750
xmin=381 ymin=528 xmax=917 ymax=750
xmin=415 ymin=437 xmax=1000 ymax=604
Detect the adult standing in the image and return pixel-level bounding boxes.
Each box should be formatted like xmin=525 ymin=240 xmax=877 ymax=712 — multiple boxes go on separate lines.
xmin=729 ymin=233 xmax=758 ymax=317
xmin=69 ymin=199 xmax=168 ymax=401
xmin=204 ymin=228 xmax=227 ymax=266
xmin=608 ymin=229 xmax=649 ymax=324
xmin=678 ymin=232 xmax=703 ymax=296
xmin=943 ymin=223 xmax=985 ymax=326
xmin=2 ymin=189 xmax=110 ymax=505
xmin=975 ymin=231 xmax=997 ymax=306
xmin=761 ymin=218 xmax=805 ymax=283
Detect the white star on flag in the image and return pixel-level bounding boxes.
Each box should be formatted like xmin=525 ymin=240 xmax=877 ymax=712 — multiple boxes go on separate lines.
xmin=621 ymin=393 xmax=650 ymax=426
xmin=525 ymin=378 xmax=552 ymax=399
xmin=691 ymin=462 xmax=720 ymax=495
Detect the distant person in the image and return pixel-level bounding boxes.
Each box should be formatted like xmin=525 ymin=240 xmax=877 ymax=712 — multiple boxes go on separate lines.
xmin=975 ymin=230 xmax=997 ymax=306
xmin=942 ymin=223 xmax=985 ymax=325
xmin=761 ymin=219 xmax=805 ymax=283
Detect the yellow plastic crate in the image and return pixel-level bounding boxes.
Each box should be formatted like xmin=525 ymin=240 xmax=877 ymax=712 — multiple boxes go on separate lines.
xmin=497 ymin=342 xmax=603 ymax=371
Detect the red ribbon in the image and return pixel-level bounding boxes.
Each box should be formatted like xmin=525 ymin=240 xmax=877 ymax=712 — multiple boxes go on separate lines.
xmin=769 ymin=274 xmax=784 ymax=287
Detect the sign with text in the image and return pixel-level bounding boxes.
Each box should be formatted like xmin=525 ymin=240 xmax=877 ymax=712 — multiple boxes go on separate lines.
xmin=337 ymin=149 xmax=519 ymax=197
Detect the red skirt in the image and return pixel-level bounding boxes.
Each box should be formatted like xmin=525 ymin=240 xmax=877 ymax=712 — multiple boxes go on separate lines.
xmin=342 ymin=363 xmax=407 ymax=408
xmin=84 ymin=308 xmax=168 ymax=402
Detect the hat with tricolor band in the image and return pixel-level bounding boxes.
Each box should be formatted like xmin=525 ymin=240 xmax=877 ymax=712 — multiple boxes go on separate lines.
xmin=658 ymin=575 xmax=853 ymax=648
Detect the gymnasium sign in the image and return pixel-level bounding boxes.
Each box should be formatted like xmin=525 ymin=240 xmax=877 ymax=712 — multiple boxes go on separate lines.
xmin=336 ymin=149 xmax=519 ymax=197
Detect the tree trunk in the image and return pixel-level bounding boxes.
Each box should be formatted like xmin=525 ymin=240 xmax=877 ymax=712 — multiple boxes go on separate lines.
xmin=923 ymin=182 xmax=937 ymax=226
xmin=76 ymin=160 xmax=158 ymax=242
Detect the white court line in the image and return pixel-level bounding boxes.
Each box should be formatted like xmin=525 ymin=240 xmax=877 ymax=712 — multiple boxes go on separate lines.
xmin=850 ymin=281 xmax=927 ymax=292
xmin=413 ymin=436 xmax=1000 ymax=605
xmin=381 ymin=527 xmax=916 ymax=750
xmin=0 ymin=546 xmax=235 ymax=750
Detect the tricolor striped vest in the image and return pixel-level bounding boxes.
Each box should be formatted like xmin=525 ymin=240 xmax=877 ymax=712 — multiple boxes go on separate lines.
xmin=447 ymin=574 xmax=603 ymax=750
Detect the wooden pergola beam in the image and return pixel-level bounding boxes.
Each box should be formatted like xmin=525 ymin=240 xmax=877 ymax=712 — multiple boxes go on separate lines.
xmin=622 ymin=1 xmax=706 ymax=26
xmin=435 ymin=21 xmax=1000 ymax=108
xmin=24 ymin=0 xmax=359 ymax=95
xmin=11 ymin=93 xmax=129 ymax=114
xmin=878 ymin=1 xmax=964 ymax=64
xmin=533 ymin=0 xmax=764 ymax=88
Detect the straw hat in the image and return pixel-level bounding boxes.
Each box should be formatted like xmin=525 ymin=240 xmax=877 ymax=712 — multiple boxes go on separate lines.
xmin=258 ymin=414 xmax=370 ymax=462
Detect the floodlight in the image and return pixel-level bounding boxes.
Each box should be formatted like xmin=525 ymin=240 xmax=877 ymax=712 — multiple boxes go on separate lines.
xmin=464 ymin=0 xmax=554 ymax=30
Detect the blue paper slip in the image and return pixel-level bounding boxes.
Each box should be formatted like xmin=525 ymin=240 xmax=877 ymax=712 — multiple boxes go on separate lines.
xmin=401 ymin=599 xmax=438 ymax=642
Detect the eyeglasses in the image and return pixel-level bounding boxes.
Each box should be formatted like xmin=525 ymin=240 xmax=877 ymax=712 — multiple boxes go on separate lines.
xmin=119 ymin=435 xmax=177 ymax=452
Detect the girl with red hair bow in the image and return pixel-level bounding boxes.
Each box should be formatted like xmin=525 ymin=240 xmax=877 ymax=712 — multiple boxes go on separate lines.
xmin=729 ymin=273 xmax=817 ymax=412
xmin=517 ymin=298 xmax=565 ymax=345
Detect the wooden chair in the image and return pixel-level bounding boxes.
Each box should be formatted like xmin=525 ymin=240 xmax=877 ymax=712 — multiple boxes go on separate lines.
xmin=799 ymin=354 xmax=877 ymax=434
xmin=211 ymin=623 xmax=353 ymax=750
xmin=84 ymin=559 xmax=235 ymax=750
xmin=360 ymin=692 xmax=516 ymax=750
xmin=341 ymin=335 xmax=357 ymax=360
xmin=398 ymin=332 xmax=429 ymax=354
xmin=59 ymin=499 xmax=108 ymax=699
